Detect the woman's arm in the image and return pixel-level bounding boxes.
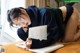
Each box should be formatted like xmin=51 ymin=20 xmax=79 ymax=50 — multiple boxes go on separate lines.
xmin=17 ymin=27 xmax=28 ymax=41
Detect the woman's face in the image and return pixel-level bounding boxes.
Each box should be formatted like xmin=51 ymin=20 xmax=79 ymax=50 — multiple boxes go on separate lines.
xmin=12 ymin=9 xmax=31 ymax=28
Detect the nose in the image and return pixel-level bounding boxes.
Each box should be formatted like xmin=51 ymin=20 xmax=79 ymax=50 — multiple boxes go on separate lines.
xmin=19 ymin=20 xmax=30 ymax=28
xmin=23 ymin=22 xmax=29 ymax=28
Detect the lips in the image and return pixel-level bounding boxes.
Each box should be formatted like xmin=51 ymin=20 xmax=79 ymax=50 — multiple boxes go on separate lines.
xmin=24 ymin=27 xmax=27 ymax=28
xmin=23 ymin=25 xmax=28 ymax=28
xmin=23 ymin=27 xmax=29 ymax=30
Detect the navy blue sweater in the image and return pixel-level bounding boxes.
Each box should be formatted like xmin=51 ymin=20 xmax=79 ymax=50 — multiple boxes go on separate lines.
xmin=17 ymin=6 xmax=64 ymax=48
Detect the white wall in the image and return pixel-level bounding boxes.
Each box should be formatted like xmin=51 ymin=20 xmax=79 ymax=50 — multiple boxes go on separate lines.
xmin=0 ymin=0 xmax=26 ymax=45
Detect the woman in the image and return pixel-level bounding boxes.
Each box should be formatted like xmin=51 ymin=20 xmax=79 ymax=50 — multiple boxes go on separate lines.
xmin=7 ymin=5 xmax=79 ymax=49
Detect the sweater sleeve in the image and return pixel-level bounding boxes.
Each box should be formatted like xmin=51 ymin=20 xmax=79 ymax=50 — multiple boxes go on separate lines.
xmin=17 ymin=28 xmax=28 ymax=41
xmin=30 ymin=8 xmax=60 ymax=48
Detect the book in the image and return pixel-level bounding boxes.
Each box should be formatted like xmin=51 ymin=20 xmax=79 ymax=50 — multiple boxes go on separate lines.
xmin=16 ymin=42 xmax=64 ymax=53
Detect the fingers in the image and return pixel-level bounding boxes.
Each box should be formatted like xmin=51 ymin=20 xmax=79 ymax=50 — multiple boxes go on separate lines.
xmin=26 ymin=38 xmax=32 ymax=50
xmin=22 ymin=27 xmax=28 ymax=32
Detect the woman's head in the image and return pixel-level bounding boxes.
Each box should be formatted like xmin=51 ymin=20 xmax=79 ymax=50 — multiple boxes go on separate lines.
xmin=7 ymin=7 xmax=31 ymax=28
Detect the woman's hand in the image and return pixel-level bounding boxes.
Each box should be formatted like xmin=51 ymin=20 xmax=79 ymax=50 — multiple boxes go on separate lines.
xmin=22 ymin=27 xmax=28 ymax=32
xmin=26 ymin=38 xmax=32 ymax=50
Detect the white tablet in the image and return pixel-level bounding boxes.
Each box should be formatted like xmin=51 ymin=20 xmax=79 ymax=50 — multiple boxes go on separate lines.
xmin=28 ymin=25 xmax=47 ymax=41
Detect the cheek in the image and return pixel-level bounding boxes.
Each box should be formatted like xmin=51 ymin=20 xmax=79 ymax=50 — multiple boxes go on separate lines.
xmin=20 ymin=23 xmax=24 ymax=26
xmin=24 ymin=18 xmax=30 ymax=24
xmin=20 ymin=24 xmax=24 ymax=27
xmin=12 ymin=20 xmax=18 ymax=25
xmin=25 ymin=17 xmax=31 ymax=25
xmin=25 ymin=17 xmax=29 ymax=21
xmin=19 ymin=22 xmax=28 ymax=27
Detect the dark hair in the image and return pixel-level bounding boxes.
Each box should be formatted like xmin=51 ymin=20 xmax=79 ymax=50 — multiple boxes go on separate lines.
xmin=7 ymin=7 xmax=24 ymax=26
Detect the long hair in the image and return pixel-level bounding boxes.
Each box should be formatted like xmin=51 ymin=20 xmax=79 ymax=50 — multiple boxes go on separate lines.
xmin=7 ymin=7 xmax=24 ymax=26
